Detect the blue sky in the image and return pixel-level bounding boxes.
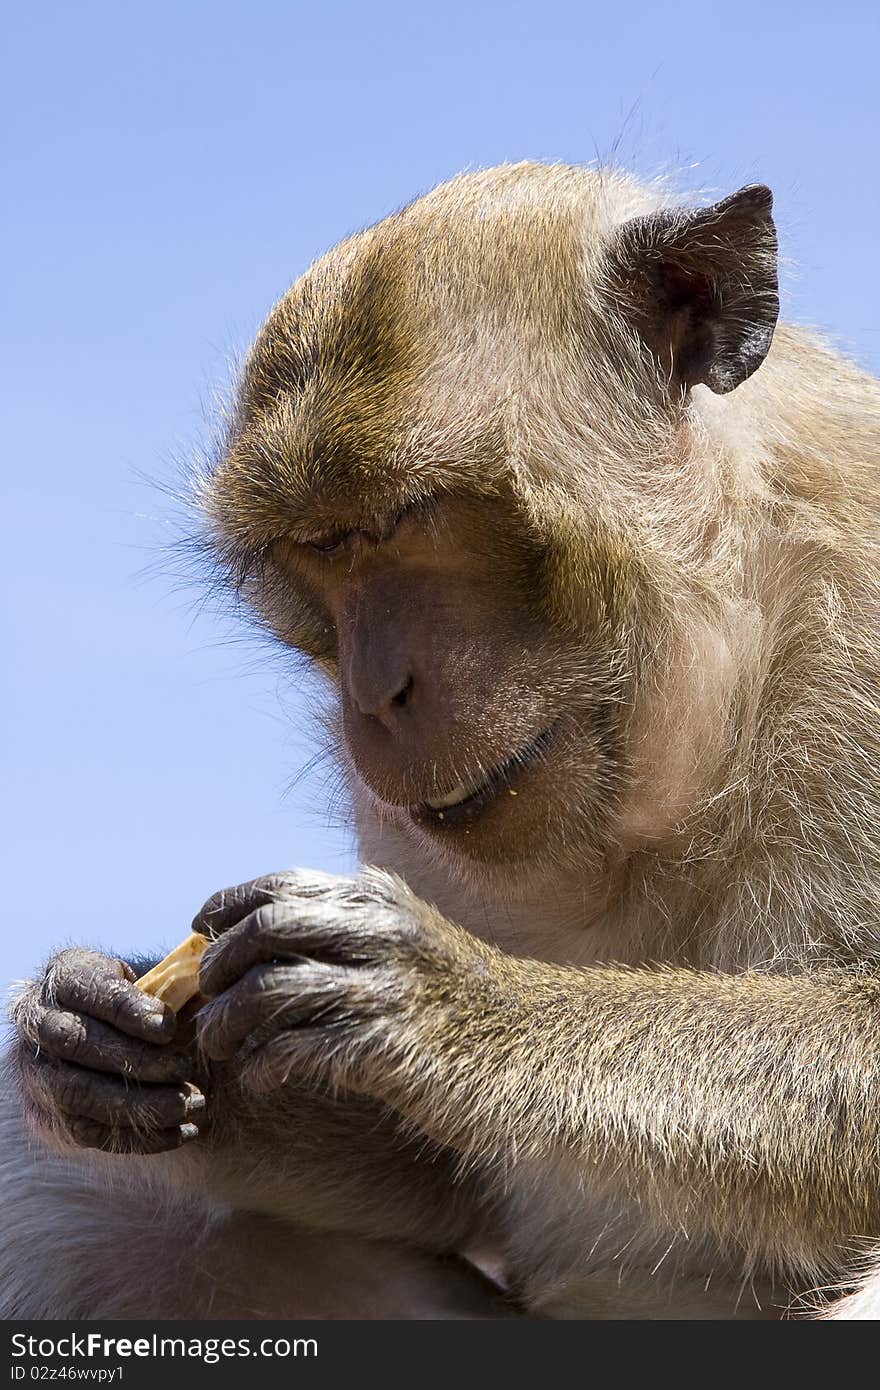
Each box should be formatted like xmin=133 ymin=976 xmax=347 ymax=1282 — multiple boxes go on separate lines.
xmin=3 ymin=1 xmax=878 ymax=987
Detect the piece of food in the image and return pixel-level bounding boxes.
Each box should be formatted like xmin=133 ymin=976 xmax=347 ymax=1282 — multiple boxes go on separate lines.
xmin=136 ymin=932 xmax=209 ymax=1011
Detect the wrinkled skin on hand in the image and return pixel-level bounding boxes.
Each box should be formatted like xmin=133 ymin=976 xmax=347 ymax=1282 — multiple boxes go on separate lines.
xmin=194 ymin=868 xmax=488 ymax=1103
xmin=13 ymin=948 xmax=206 ymax=1153
xmin=12 ymin=868 xmax=493 ymax=1156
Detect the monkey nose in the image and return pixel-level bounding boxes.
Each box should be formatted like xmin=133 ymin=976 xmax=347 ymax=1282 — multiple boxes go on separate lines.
xmin=352 ymin=673 xmax=415 ymax=730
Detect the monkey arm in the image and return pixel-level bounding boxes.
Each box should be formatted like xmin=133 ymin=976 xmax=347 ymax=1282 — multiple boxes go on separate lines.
xmin=193 ymin=869 xmax=880 ymax=1262
xmin=384 ymin=958 xmax=880 ymax=1249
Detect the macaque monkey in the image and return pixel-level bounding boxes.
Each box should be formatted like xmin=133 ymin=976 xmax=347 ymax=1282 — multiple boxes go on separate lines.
xmin=4 ymin=162 xmax=880 ymax=1320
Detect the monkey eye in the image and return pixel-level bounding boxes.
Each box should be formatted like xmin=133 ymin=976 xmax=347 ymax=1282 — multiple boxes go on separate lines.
xmin=300 ymin=500 xmax=435 ymax=556
xmin=305 ymin=532 xmax=350 ymax=555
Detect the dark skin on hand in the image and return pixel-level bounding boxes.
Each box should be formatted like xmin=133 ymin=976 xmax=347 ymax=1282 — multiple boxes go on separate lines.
xmin=17 ymin=871 xmax=444 ymax=1152
xmin=16 ymin=949 xmax=202 ymax=1153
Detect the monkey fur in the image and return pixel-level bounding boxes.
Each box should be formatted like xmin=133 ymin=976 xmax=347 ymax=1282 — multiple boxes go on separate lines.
xmin=4 ymin=162 xmax=880 ymax=1320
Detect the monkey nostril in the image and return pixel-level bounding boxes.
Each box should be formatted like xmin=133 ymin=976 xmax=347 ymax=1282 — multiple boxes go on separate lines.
xmin=391 ymin=675 xmax=414 ymax=709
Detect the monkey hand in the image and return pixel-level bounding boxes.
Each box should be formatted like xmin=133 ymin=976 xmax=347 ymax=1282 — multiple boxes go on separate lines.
xmin=193 ymin=868 xmax=496 ymax=1105
xmin=12 ymin=949 xmax=206 ymax=1154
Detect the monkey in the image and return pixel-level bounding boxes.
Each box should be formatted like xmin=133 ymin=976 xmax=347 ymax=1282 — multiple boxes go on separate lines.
xmin=4 ymin=160 xmax=880 ymax=1320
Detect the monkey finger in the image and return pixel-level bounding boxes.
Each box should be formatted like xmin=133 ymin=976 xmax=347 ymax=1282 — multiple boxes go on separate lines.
xmin=199 ymin=900 xmax=372 ymax=999
xmin=22 ymin=1001 xmax=193 ymax=1083
xmin=191 ymin=872 xmax=324 ymax=938
xmin=196 ymin=962 xmax=358 ymax=1061
xmin=47 ymin=949 xmax=176 ymax=1043
xmin=61 ymin=1115 xmax=201 ymax=1155
xmin=26 ymin=1056 xmax=206 ymax=1130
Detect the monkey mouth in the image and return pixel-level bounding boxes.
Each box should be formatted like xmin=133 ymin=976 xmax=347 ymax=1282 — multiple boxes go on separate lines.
xmin=412 ymin=724 xmax=557 ymax=828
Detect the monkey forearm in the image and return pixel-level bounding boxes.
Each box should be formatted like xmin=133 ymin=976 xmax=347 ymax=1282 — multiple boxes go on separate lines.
xmin=191 ymin=872 xmax=880 ymax=1250
xmin=386 ymin=955 xmax=880 ymax=1243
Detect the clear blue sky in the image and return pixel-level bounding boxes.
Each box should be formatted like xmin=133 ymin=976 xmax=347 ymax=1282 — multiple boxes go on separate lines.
xmin=3 ymin=1 xmax=878 ymax=987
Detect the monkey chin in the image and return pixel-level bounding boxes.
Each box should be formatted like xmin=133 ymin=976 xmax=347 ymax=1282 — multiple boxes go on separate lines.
xmin=407 ymin=798 xmax=612 ymax=908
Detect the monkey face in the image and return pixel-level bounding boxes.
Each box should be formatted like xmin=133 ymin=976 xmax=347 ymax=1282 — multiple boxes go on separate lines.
xmin=205 ymin=163 xmax=765 ymax=881
xmin=259 ymin=490 xmax=626 ymax=872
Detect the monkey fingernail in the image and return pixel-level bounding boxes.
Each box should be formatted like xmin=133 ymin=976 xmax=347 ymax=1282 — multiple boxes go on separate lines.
xmin=141 ymin=1008 xmax=176 ymax=1040
xmin=183 ymin=1088 xmax=206 ymax=1116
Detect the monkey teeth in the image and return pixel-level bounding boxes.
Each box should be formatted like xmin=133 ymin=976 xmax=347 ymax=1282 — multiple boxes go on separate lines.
xmin=424 ymin=774 xmax=489 ymax=811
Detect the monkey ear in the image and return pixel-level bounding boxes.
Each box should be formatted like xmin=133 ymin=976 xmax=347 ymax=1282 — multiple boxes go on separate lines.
xmin=607 ymin=184 xmax=779 ymax=395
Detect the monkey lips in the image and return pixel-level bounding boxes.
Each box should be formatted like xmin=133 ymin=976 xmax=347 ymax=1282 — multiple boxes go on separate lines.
xmin=411 ymin=723 xmax=557 ymax=830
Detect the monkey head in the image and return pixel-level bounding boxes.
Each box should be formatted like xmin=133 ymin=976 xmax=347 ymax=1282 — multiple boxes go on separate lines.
xmin=203 ymin=165 xmax=778 ymax=890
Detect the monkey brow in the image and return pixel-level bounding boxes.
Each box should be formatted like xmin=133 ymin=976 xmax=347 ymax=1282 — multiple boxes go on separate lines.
xmin=213 ymin=396 xmax=510 ymax=552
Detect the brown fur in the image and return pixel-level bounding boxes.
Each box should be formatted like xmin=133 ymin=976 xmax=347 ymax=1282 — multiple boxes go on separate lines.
xmin=5 ymin=161 xmax=880 ymax=1319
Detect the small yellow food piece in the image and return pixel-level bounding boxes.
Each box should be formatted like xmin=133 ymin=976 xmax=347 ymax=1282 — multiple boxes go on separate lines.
xmin=136 ymin=932 xmax=209 ymax=1012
